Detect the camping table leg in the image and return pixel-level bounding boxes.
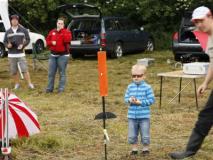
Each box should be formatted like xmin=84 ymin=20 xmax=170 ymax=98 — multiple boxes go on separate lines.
xmin=178 ymin=78 xmax=182 ymax=103
xmin=194 ymin=79 xmax=199 ymax=110
xmin=159 ymin=76 xmax=163 ymax=109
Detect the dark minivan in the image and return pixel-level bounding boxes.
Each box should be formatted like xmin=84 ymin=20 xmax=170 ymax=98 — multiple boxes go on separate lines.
xmin=58 ymin=4 xmax=154 ymax=58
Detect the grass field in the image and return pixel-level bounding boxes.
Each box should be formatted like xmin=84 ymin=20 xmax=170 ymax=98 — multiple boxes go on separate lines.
xmin=0 ymin=51 xmax=212 ymax=160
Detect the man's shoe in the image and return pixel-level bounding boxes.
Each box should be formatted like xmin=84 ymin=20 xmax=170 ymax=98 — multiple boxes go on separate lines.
xmin=169 ymin=130 xmax=205 ymax=159
xmin=169 ymin=151 xmax=195 ymax=159
xmin=14 ymin=84 xmax=20 ymax=90
xmin=28 ymin=83 xmax=35 ymax=89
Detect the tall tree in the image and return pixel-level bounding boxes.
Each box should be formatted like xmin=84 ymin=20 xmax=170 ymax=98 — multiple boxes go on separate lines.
xmin=7 ymin=0 xmax=213 ymax=49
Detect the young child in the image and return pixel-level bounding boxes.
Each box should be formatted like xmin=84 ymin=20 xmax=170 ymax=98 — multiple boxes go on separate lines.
xmin=124 ymin=64 xmax=155 ymax=156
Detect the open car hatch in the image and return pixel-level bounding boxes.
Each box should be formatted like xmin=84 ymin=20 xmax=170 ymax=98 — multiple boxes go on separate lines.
xmin=57 ymin=3 xmax=101 ymax=18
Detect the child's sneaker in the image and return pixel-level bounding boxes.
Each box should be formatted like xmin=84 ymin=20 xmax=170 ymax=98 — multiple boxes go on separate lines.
xmin=28 ymin=83 xmax=35 ymax=89
xmin=130 ymin=150 xmax=138 ymax=155
xmin=14 ymin=84 xmax=20 ymax=90
xmin=142 ymin=147 xmax=150 ymax=155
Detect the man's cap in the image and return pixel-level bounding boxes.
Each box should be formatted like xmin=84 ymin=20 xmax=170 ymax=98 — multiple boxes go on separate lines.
xmin=191 ymin=6 xmax=212 ymax=21
xmin=10 ymin=14 xmax=20 ymax=20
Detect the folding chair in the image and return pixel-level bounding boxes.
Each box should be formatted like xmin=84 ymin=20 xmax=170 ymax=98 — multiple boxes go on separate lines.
xmin=32 ymin=43 xmax=49 ymax=71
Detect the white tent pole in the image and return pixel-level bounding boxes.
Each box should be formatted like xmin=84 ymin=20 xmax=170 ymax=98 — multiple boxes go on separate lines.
xmin=0 ymin=0 xmax=11 ymax=30
xmin=0 ymin=88 xmax=4 ymax=148
xmin=5 ymin=88 xmax=9 ymax=148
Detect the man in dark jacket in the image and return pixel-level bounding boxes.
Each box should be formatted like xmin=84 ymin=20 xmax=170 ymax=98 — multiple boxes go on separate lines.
xmin=169 ymin=6 xmax=213 ymax=159
xmin=45 ymin=17 xmax=72 ymax=93
xmin=3 ymin=14 xmax=34 ymax=90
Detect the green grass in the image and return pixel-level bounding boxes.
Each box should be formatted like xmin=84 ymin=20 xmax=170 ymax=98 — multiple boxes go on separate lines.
xmin=0 ymin=51 xmax=212 ymax=160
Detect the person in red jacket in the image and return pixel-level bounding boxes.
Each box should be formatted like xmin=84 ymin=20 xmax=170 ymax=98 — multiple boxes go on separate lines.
xmin=46 ymin=17 xmax=72 ymax=93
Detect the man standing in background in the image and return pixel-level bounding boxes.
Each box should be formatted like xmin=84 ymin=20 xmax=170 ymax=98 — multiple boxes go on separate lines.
xmin=4 ymin=14 xmax=34 ymax=90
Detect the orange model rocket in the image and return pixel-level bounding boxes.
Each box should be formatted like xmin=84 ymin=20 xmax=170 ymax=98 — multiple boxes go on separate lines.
xmin=98 ymin=51 xmax=108 ymax=97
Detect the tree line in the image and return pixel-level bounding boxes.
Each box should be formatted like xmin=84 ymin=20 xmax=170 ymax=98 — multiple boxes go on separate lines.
xmin=8 ymin=0 xmax=213 ymax=49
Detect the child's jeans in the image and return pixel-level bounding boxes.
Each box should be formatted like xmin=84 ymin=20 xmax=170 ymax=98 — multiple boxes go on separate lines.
xmin=128 ymin=118 xmax=150 ymax=145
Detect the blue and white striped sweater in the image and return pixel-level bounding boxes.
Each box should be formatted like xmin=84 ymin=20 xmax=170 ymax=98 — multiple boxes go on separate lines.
xmin=124 ymin=81 xmax=155 ymax=119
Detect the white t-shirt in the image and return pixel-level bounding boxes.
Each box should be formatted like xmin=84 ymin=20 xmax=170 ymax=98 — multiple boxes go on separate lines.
xmin=12 ymin=27 xmax=18 ymax=33
xmin=206 ymin=35 xmax=213 ymax=66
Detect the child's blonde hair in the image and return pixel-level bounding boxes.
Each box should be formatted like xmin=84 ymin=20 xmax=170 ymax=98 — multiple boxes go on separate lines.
xmin=131 ymin=64 xmax=147 ymax=75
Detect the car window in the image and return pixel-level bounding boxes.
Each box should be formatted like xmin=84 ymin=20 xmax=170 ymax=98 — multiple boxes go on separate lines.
xmin=0 ymin=23 xmax=5 ymax=32
xmin=69 ymin=19 xmax=100 ymax=33
xmin=117 ymin=19 xmax=128 ymax=31
xmin=119 ymin=19 xmax=139 ymax=31
xmin=105 ymin=19 xmax=120 ymax=31
xmin=128 ymin=22 xmax=140 ymax=31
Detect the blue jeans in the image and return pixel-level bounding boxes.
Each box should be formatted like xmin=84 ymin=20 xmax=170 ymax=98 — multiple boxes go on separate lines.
xmin=46 ymin=55 xmax=69 ymax=92
xmin=128 ymin=118 xmax=150 ymax=145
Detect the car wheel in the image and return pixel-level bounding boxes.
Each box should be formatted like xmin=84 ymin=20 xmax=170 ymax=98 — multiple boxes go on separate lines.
xmin=111 ymin=42 xmax=123 ymax=58
xmin=146 ymin=39 xmax=154 ymax=51
xmin=35 ymin=40 xmax=44 ymax=54
xmin=0 ymin=44 xmax=6 ymax=58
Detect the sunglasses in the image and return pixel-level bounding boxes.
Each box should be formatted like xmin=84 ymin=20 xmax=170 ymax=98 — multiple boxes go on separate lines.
xmin=132 ymin=74 xmax=143 ymax=78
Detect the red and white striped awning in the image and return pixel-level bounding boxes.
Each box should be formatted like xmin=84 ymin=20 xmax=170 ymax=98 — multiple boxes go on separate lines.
xmin=0 ymin=91 xmax=40 ymax=139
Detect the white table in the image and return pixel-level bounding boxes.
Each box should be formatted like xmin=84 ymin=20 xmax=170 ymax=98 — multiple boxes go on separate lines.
xmin=157 ymin=70 xmax=205 ymax=110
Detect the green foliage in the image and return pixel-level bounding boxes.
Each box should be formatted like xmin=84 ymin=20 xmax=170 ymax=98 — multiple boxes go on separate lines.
xmin=12 ymin=136 xmax=61 ymax=150
xmin=7 ymin=0 xmax=213 ymax=49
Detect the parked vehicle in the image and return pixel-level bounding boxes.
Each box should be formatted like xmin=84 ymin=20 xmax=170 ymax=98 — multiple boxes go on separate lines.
xmin=58 ymin=4 xmax=154 ymax=58
xmin=172 ymin=11 xmax=209 ymax=62
xmin=0 ymin=0 xmax=46 ymax=58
